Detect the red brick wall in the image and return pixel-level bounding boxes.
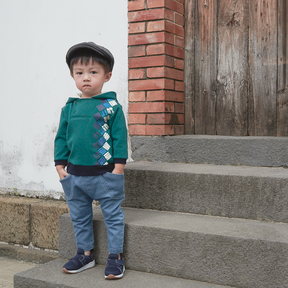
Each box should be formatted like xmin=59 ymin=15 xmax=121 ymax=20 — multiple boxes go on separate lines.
xmin=128 ymin=0 xmax=185 ymax=136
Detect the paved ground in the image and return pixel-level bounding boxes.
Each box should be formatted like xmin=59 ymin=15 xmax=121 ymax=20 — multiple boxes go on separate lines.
xmin=0 ymin=257 xmax=38 ymax=288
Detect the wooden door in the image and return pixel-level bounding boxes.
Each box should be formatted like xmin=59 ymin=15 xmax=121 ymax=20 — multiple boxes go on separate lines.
xmin=185 ymin=0 xmax=288 ymax=136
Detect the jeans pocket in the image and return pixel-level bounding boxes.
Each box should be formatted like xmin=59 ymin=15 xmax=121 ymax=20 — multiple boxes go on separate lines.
xmin=60 ymin=174 xmax=73 ymax=200
xmin=101 ymin=172 xmax=125 ymax=199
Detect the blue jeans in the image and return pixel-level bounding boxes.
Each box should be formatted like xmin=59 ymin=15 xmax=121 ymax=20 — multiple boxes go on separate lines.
xmin=60 ymin=173 xmax=125 ymax=254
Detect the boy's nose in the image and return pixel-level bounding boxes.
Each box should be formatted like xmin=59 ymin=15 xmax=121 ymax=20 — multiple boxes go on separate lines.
xmin=83 ymin=73 xmax=90 ymax=80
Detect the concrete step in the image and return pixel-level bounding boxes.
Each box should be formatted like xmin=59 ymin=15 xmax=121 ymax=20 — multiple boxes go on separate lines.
xmin=14 ymin=259 xmax=235 ymax=288
xmin=131 ymin=135 xmax=288 ymax=167
xmin=124 ymin=161 xmax=288 ymax=223
xmin=59 ymin=207 xmax=288 ymax=288
xmin=0 ymin=243 xmax=58 ymax=264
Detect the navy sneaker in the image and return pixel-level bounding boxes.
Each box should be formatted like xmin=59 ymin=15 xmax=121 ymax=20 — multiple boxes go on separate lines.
xmin=63 ymin=248 xmax=95 ymax=274
xmin=105 ymin=253 xmax=125 ymax=280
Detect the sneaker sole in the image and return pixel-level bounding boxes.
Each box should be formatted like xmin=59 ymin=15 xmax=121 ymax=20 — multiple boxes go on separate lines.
xmin=105 ymin=266 xmax=125 ymax=280
xmin=63 ymin=260 xmax=95 ymax=274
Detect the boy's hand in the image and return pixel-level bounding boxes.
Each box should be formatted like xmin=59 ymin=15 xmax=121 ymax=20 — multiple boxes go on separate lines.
xmin=56 ymin=165 xmax=69 ymax=180
xmin=112 ymin=163 xmax=125 ymax=174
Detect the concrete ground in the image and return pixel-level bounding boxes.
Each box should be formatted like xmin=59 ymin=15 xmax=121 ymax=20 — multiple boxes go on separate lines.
xmin=0 ymin=257 xmax=38 ymax=288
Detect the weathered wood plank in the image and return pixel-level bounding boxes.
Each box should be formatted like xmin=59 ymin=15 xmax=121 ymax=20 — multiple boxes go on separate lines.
xmin=248 ymin=0 xmax=277 ymax=136
xmin=216 ymin=0 xmax=249 ymax=136
xmin=194 ymin=0 xmax=218 ymax=134
xmin=277 ymin=0 xmax=288 ymax=136
xmin=184 ymin=0 xmax=195 ymax=134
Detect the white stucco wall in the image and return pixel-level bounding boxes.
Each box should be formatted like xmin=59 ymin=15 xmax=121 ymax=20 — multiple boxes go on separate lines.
xmin=0 ymin=0 xmax=128 ymax=199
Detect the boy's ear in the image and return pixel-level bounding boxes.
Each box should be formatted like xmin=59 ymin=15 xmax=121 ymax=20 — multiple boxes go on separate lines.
xmin=105 ymin=72 xmax=112 ymax=82
xmin=70 ymin=72 xmax=74 ymax=79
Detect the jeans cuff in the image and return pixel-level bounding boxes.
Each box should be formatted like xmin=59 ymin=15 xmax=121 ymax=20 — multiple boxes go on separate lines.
xmin=108 ymin=247 xmax=123 ymax=254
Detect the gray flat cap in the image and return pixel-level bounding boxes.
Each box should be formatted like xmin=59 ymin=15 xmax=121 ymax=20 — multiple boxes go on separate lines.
xmin=66 ymin=42 xmax=114 ymax=71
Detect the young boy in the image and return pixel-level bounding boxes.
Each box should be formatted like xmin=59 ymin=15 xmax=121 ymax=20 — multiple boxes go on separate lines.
xmin=54 ymin=42 xmax=127 ymax=279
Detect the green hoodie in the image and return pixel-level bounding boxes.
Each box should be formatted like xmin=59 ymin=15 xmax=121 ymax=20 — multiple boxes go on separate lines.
xmin=54 ymin=91 xmax=128 ymax=176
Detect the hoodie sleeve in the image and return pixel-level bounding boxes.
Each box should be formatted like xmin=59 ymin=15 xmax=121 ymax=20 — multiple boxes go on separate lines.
xmin=54 ymin=108 xmax=70 ymax=166
xmin=109 ymin=103 xmax=128 ymax=163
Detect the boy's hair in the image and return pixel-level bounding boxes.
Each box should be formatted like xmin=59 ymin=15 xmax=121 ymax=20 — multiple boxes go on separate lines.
xmin=69 ymin=49 xmax=111 ymax=74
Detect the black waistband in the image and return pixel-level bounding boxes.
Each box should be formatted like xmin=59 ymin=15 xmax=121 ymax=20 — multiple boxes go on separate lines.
xmin=67 ymin=162 xmax=115 ymax=176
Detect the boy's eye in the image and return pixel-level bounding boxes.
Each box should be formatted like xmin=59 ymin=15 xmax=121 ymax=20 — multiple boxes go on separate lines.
xmin=76 ymin=72 xmax=82 ymax=75
xmin=91 ymin=71 xmax=97 ymax=74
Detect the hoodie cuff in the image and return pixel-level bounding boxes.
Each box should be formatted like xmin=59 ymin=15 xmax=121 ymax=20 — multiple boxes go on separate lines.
xmin=55 ymin=160 xmax=68 ymax=166
xmin=114 ymin=158 xmax=127 ymax=164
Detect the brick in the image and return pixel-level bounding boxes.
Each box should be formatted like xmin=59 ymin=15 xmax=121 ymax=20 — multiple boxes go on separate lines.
xmin=175 ymin=35 xmax=185 ymax=48
xmin=129 ymin=69 xmax=146 ymax=80
xmin=129 ymin=55 xmax=174 ymax=68
xmin=147 ymin=67 xmax=184 ymax=80
xmin=147 ymin=90 xmax=184 ymax=102
xmin=128 ymin=124 xmax=175 ymax=135
xmin=129 ymin=91 xmax=146 ymax=102
xmin=165 ymin=21 xmax=184 ymax=37
xmin=31 ymin=200 xmax=68 ymax=250
xmin=129 ymin=32 xmax=174 ymax=46
xmin=147 ymin=0 xmax=184 ymax=14
xmin=147 ymin=67 xmax=165 ymax=78
xmin=129 ymin=114 xmax=146 ymax=124
xmin=175 ymin=80 xmax=184 ymax=91
xmin=147 ymin=20 xmax=184 ymax=37
xmin=129 ymin=102 xmax=174 ymax=113
xmin=147 ymin=113 xmax=166 ymax=124
xmin=146 ymin=44 xmax=165 ymax=55
xmin=165 ymin=67 xmax=184 ymax=80
xmin=175 ymin=102 xmax=185 ymax=113
xmin=147 ymin=20 xmax=165 ymax=32
xmin=146 ymin=90 xmax=166 ymax=101
xmin=128 ymin=8 xmax=174 ymax=23
xmin=147 ymin=0 xmax=165 ymax=8
xmin=128 ymin=0 xmax=145 ymax=11
xmin=165 ymin=44 xmax=184 ymax=58
xmin=129 ymin=32 xmax=164 ymax=46
xmin=129 ymin=125 xmax=146 ymax=135
xmin=173 ymin=113 xmax=185 ymax=124
xmin=175 ymin=13 xmax=185 ymax=26
xmin=0 ymin=196 xmax=40 ymax=245
xmin=129 ymin=22 xmax=146 ymax=34
xmin=147 ymin=43 xmax=184 ymax=58
xmin=129 ymin=78 xmax=174 ymax=91
xmin=174 ymin=125 xmax=185 ymax=135
xmin=165 ymin=0 xmax=184 ymax=14
xmin=146 ymin=124 xmax=175 ymax=135
xmin=147 ymin=113 xmax=184 ymax=124
xmin=175 ymin=58 xmax=184 ymax=70
xmin=128 ymin=46 xmax=146 ymax=58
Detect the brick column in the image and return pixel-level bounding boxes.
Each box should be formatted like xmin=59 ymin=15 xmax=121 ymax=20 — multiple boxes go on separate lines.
xmin=128 ymin=0 xmax=185 ymax=136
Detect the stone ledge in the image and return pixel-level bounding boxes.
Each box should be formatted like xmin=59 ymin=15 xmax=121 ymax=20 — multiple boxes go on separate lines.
xmin=124 ymin=161 xmax=288 ymax=223
xmin=0 ymin=243 xmax=59 ymax=264
xmin=0 ymin=195 xmax=68 ymax=250
xmin=131 ymin=135 xmax=288 ymax=167
xmin=15 ymin=258 xmax=234 ymax=288
xmin=59 ymin=207 xmax=288 ymax=288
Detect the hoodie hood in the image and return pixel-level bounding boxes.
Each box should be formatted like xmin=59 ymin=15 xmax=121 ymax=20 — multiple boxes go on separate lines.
xmin=65 ymin=91 xmax=116 ymax=105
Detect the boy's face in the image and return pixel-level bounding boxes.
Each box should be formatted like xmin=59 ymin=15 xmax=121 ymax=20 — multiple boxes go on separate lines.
xmin=71 ymin=58 xmax=111 ymax=98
